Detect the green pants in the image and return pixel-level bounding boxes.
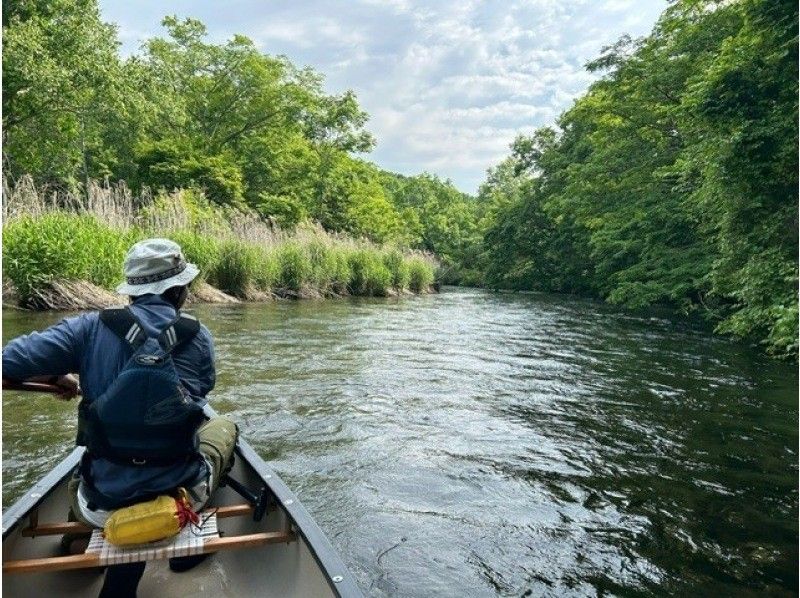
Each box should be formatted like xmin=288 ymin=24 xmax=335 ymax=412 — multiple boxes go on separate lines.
xmin=68 ymin=416 xmax=238 ymax=526
xmin=197 ymin=416 xmax=238 ymax=495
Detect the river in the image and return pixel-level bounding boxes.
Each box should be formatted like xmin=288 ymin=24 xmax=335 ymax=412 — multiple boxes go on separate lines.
xmin=2 ymin=288 xmax=797 ymax=596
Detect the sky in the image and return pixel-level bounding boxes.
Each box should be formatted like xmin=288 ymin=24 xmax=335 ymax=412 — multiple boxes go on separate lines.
xmin=99 ymin=0 xmax=666 ymax=194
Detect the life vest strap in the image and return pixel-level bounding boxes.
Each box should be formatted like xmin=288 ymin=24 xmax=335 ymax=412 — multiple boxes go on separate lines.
xmin=93 ymin=453 xmax=195 ymax=467
xmin=99 ymin=307 xmax=146 ymax=350
xmin=157 ymin=313 xmax=200 ymax=353
xmin=99 ymin=308 xmax=200 ymax=353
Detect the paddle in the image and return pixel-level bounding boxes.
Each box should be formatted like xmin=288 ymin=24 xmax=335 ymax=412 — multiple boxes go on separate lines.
xmin=2 ymin=379 xmax=81 ymax=397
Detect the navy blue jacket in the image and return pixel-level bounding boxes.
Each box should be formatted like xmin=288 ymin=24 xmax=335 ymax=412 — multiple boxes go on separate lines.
xmin=2 ymin=295 xmax=214 ymax=507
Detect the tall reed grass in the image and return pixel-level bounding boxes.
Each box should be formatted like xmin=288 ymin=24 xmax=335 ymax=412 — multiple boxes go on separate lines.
xmin=2 ymin=176 xmax=437 ymax=305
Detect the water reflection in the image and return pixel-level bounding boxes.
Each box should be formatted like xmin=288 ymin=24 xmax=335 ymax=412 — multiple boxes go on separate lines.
xmin=3 ymin=289 xmax=797 ymax=596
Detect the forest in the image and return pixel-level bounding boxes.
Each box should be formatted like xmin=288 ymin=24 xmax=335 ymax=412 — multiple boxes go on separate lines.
xmin=2 ymin=0 xmax=797 ymax=356
xmin=472 ymin=0 xmax=798 ymax=357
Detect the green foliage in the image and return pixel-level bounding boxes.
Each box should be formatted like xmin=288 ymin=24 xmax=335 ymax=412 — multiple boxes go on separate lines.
xmin=347 ymin=250 xmax=392 ymax=297
xmin=208 ymin=240 xmax=259 ymax=296
xmin=2 ymin=6 xmax=398 ymax=243
xmin=677 ymin=0 xmax=798 ymax=354
xmin=2 ymin=0 xmax=127 ymax=189
xmin=205 ymin=240 xmax=280 ymax=296
xmin=304 ymin=240 xmax=352 ymax=295
xmin=2 ymin=196 xmax=434 ymax=301
xmin=480 ymin=0 xmax=798 ymax=358
xmin=315 ymin=154 xmax=405 ymax=243
xmin=140 ymin=188 xmax=231 ymax=234
xmin=275 ymin=243 xmax=312 ymax=292
xmin=383 ymin=249 xmax=411 ymax=289
xmin=256 ymin=193 xmax=307 ymax=228
xmin=1 ymin=1 xmax=464 ymax=306
xmin=407 ymin=257 xmax=435 ymax=293
xmin=252 ymin=251 xmax=281 ymax=292
xmin=3 ymin=214 xmax=133 ymax=299
xmin=135 ymin=141 xmax=246 ymax=207
xmin=382 ymin=172 xmax=480 ymax=272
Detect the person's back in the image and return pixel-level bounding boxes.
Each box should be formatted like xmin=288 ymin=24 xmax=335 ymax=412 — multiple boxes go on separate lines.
xmin=70 ymin=294 xmax=214 ymax=512
xmin=2 ymin=239 xmax=238 ymax=597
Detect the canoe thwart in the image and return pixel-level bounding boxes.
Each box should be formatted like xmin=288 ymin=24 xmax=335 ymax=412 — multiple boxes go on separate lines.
xmin=4 ymin=528 xmax=295 ymax=575
xmin=19 ymin=503 xmax=256 ymax=538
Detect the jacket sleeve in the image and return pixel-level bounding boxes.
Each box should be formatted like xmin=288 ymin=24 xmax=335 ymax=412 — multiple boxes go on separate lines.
xmin=2 ymin=315 xmax=90 ymax=380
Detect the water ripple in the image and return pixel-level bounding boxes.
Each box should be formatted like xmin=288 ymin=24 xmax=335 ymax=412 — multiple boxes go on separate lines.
xmin=3 ymin=288 xmax=797 ymax=596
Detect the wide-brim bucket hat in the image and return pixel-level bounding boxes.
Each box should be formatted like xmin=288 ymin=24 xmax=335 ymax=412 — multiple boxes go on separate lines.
xmin=116 ymin=238 xmax=199 ymax=296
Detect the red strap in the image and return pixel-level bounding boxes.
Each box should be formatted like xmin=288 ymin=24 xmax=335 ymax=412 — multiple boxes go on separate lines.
xmin=175 ymin=497 xmax=200 ymax=528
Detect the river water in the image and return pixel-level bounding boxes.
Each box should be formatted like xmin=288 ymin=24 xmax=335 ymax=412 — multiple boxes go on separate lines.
xmin=2 ymin=288 xmax=797 ymax=596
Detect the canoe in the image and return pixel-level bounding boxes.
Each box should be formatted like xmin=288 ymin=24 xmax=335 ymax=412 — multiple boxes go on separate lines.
xmin=2 ymin=406 xmax=363 ymax=597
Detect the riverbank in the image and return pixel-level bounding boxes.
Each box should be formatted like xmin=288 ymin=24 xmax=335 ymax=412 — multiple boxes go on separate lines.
xmin=2 ymin=178 xmax=437 ymax=310
xmin=1 ymin=277 xmax=430 ymax=311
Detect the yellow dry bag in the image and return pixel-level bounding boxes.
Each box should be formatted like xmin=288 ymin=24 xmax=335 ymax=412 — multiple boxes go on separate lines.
xmin=103 ymin=489 xmax=199 ymax=546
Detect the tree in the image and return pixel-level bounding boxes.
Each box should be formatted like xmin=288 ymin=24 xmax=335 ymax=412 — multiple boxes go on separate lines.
xmin=479 ymin=0 xmax=798 ymax=356
xmin=679 ymin=0 xmax=798 ymax=353
xmin=3 ymin=0 xmax=125 ymax=191
xmin=132 ymin=17 xmax=376 ymax=215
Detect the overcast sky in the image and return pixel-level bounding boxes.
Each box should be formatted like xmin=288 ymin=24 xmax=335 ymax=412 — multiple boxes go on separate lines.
xmin=100 ymin=0 xmax=665 ymax=194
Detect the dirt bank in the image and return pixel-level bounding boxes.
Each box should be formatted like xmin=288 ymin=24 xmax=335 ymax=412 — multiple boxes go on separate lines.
xmin=2 ymin=279 xmax=437 ymax=311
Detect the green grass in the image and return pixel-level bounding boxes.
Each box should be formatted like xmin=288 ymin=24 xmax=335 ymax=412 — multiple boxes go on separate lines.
xmin=275 ymin=243 xmax=312 ymax=292
xmin=168 ymin=231 xmax=222 ymax=279
xmin=3 ymin=214 xmax=135 ymax=298
xmin=348 ymin=249 xmax=392 ymax=296
xmin=3 ymin=210 xmax=436 ymax=304
xmin=209 ymin=240 xmax=260 ymax=296
xmin=383 ymin=249 xmax=411 ymax=290
xmin=408 ymin=256 xmax=435 ymax=292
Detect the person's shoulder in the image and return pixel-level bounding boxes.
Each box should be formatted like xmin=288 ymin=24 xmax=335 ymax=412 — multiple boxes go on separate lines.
xmin=189 ymin=321 xmax=214 ymax=360
xmin=63 ymin=310 xmax=101 ymax=330
xmin=80 ymin=306 xmax=134 ymax=328
xmin=53 ymin=310 xmax=103 ymax=346
xmin=198 ymin=323 xmax=214 ymax=343
xmin=182 ymin=312 xmax=214 ymax=346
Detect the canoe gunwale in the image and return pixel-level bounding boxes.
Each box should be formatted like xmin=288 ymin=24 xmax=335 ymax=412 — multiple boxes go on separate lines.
xmin=2 ymin=447 xmax=83 ymax=540
xmin=3 ymin=418 xmax=363 ymax=597
xmin=232 ymin=433 xmax=363 ymax=598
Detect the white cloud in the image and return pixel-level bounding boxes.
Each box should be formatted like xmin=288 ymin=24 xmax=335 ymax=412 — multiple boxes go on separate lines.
xmin=99 ymin=0 xmax=666 ymax=193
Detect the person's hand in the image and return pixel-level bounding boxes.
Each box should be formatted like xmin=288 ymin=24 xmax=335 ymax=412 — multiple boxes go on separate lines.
xmin=51 ymin=374 xmax=80 ymax=400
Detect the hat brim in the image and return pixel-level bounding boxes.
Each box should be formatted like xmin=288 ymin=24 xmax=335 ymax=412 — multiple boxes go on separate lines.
xmin=115 ymin=263 xmax=200 ymax=296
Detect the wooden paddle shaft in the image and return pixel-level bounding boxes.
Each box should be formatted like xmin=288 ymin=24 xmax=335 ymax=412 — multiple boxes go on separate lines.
xmin=2 ymin=380 xmax=79 ymax=395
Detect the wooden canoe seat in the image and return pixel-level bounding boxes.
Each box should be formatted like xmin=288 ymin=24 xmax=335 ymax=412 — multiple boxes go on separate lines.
xmin=4 ymin=504 xmax=294 ymax=575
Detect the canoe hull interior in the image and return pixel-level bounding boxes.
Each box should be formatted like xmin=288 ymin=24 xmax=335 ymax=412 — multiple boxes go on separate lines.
xmin=2 ymin=450 xmax=343 ymax=597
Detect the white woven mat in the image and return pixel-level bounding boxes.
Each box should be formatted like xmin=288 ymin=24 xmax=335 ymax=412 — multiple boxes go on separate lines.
xmin=86 ymin=514 xmax=218 ymax=566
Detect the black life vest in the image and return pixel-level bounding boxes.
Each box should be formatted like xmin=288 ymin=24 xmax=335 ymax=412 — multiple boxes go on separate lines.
xmin=80 ymin=307 xmax=205 ymax=467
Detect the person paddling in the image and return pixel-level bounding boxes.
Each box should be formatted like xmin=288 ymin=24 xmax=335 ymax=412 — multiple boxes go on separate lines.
xmin=2 ymin=239 xmax=238 ymax=598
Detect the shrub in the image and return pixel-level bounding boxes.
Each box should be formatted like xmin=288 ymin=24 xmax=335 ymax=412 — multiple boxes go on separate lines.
xmin=2 ymin=179 xmax=437 ymax=305
xmin=306 ymin=240 xmax=336 ymax=293
xmin=3 ymin=214 xmax=132 ymax=299
xmin=257 ymin=193 xmax=307 ymax=229
xmin=348 ymin=249 xmax=392 ymax=296
xmin=329 ymin=248 xmax=352 ymax=295
xmin=253 ymin=249 xmax=280 ymax=291
xmin=383 ymin=249 xmax=411 ymax=290
xmin=275 ymin=243 xmax=311 ymax=292
xmin=210 ymin=240 xmax=260 ymax=296
xmin=407 ymin=256 xmax=435 ymax=293
xmin=135 ymin=141 xmax=246 ymax=207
